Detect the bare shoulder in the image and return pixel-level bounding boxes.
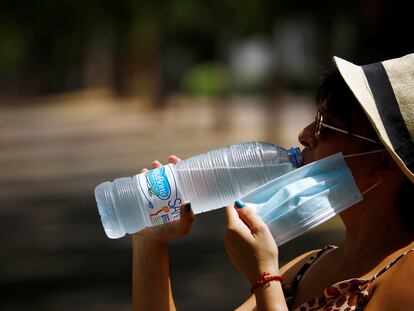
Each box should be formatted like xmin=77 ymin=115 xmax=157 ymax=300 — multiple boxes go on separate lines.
xmin=366 ymin=250 xmax=414 ymax=311
xmin=279 ymin=249 xmax=321 ymax=287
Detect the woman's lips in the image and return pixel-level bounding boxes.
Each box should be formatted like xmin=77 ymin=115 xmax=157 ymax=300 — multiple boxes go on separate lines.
xmin=300 ymin=149 xmax=312 ymax=166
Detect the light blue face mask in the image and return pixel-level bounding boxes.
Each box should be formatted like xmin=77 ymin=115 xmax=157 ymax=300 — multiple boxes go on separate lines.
xmin=240 ymin=153 xmax=363 ymax=246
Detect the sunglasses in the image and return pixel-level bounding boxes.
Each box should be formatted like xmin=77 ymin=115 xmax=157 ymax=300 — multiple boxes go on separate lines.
xmin=314 ymin=109 xmax=381 ymax=144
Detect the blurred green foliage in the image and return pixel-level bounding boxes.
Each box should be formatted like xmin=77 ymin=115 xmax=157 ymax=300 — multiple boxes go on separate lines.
xmin=0 ymin=24 xmax=25 ymax=73
xmin=0 ymin=0 xmax=412 ymax=98
xmin=0 ymin=0 xmax=282 ymax=96
xmin=182 ymin=64 xmax=230 ymax=96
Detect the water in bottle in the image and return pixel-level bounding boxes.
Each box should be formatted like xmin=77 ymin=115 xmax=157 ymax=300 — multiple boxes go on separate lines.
xmin=94 ymin=141 xmax=302 ymax=239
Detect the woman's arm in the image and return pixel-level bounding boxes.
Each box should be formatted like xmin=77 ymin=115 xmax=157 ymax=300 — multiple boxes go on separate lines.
xmin=235 ymin=249 xmax=322 ymax=311
xmin=132 ymin=157 xmax=195 ymax=311
xmin=132 ymin=203 xmax=194 ymax=311
xmin=132 ymin=234 xmax=174 ymax=310
xmin=225 ymin=201 xmax=289 ymax=311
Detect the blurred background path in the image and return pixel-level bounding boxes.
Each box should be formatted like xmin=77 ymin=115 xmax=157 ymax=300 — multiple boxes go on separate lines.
xmin=0 ymin=92 xmax=345 ymax=310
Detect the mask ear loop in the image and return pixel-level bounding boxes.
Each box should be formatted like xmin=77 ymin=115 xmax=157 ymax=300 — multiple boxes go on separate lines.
xmin=343 ymin=149 xmax=386 ymax=196
xmin=361 ymin=180 xmax=383 ymax=196
xmin=343 ymin=149 xmax=386 ymax=158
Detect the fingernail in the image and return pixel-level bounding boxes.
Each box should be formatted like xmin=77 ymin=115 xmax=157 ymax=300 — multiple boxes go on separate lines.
xmin=234 ymin=200 xmax=245 ymax=209
xmin=185 ymin=202 xmax=192 ymax=213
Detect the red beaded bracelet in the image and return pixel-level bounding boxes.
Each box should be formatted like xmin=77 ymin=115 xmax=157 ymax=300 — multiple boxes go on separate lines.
xmin=250 ymin=272 xmax=283 ymax=293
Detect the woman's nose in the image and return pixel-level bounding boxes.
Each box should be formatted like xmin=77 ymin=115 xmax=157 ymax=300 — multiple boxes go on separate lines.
xmin=298 ymin=122 xmax=317 ymax=149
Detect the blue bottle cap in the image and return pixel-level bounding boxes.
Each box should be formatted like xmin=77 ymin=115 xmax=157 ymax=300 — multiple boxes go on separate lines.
xmin=288 ymin=147 xmax=302 ymax=168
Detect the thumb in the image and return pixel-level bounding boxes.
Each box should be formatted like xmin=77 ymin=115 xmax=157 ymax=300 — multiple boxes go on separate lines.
xmin=157 ymin=202 xmax=194 ymax=238
xmin=175 ymin=202 xmax=195 ymax=236
xmin=180 ymin=202 xmax=195 ymax=223
xmin=234 ymin=200 xmax=266 ymax=234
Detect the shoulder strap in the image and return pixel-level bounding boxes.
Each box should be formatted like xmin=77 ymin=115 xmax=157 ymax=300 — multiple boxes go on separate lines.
xmin=290 ymin=245 xmax=337 ymax=294
xmin=369 ymin=248 xmax=414 ymax=283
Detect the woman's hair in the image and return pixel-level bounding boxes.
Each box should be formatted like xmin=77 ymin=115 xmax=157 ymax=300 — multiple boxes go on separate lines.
xmin=317 ymin=70 xmax=414 ymax=231
xmin=316 ymin=71 xmax=360 ymax=113
xmin=316 ymin=70 xmax=374 ymax=136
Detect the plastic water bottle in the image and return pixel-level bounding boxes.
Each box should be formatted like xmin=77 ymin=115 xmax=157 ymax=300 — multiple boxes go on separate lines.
xmin=94 ymin=141 xmax=302 ymax=239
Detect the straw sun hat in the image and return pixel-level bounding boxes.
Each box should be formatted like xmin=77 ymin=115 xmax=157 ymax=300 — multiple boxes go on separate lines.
xmin=334 ymin=53 xmax=414 ymax=183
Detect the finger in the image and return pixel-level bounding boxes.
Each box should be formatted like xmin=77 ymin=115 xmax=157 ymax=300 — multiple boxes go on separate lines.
xmin=151 ymin=160 xmax=162 ymax=169
xmin=168 ymin=155 xmax=181 ymax=165
xmin=179 ymin=202 xmax=195 ymax=231
xmin=140 ymin=168 xmax=149 ymax=174
xmin=225 ymin=205 xmax=241 ymax=228
xmin=167 ymin=202 xmax=194 ymax=237
xmin=234 ymin=200 xmax=266 ymax=235
xmin=225 ymin=205 xmax=255 ymax=243
xmin=147 ymin=203 xmax=195 ymax=241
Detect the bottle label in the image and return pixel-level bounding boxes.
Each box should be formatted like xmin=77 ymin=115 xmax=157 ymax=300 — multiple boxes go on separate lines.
xmin=136 ymin=164 xmax=183 ymax=226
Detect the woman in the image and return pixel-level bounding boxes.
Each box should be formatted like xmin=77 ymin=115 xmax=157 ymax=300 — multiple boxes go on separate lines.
xmin=132 ymin=53 xmax=414 ymax=310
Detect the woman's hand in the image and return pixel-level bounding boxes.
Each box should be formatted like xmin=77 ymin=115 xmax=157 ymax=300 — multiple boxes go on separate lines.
xmin=225 ymin=200 xmax=280 ymax=284
xmin=134 ymin=155 xmax=195 ymax=245
xmin=132 ymin=155 xmax=194 ymax=311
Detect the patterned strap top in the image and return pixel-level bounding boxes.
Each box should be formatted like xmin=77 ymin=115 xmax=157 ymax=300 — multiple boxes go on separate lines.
xmin=283 ymin=245 xmax=414 ymax=311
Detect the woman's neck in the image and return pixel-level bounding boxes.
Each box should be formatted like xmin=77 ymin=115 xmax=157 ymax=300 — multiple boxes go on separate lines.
xmin=339 ymin=179 xmax=414 ymax=260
